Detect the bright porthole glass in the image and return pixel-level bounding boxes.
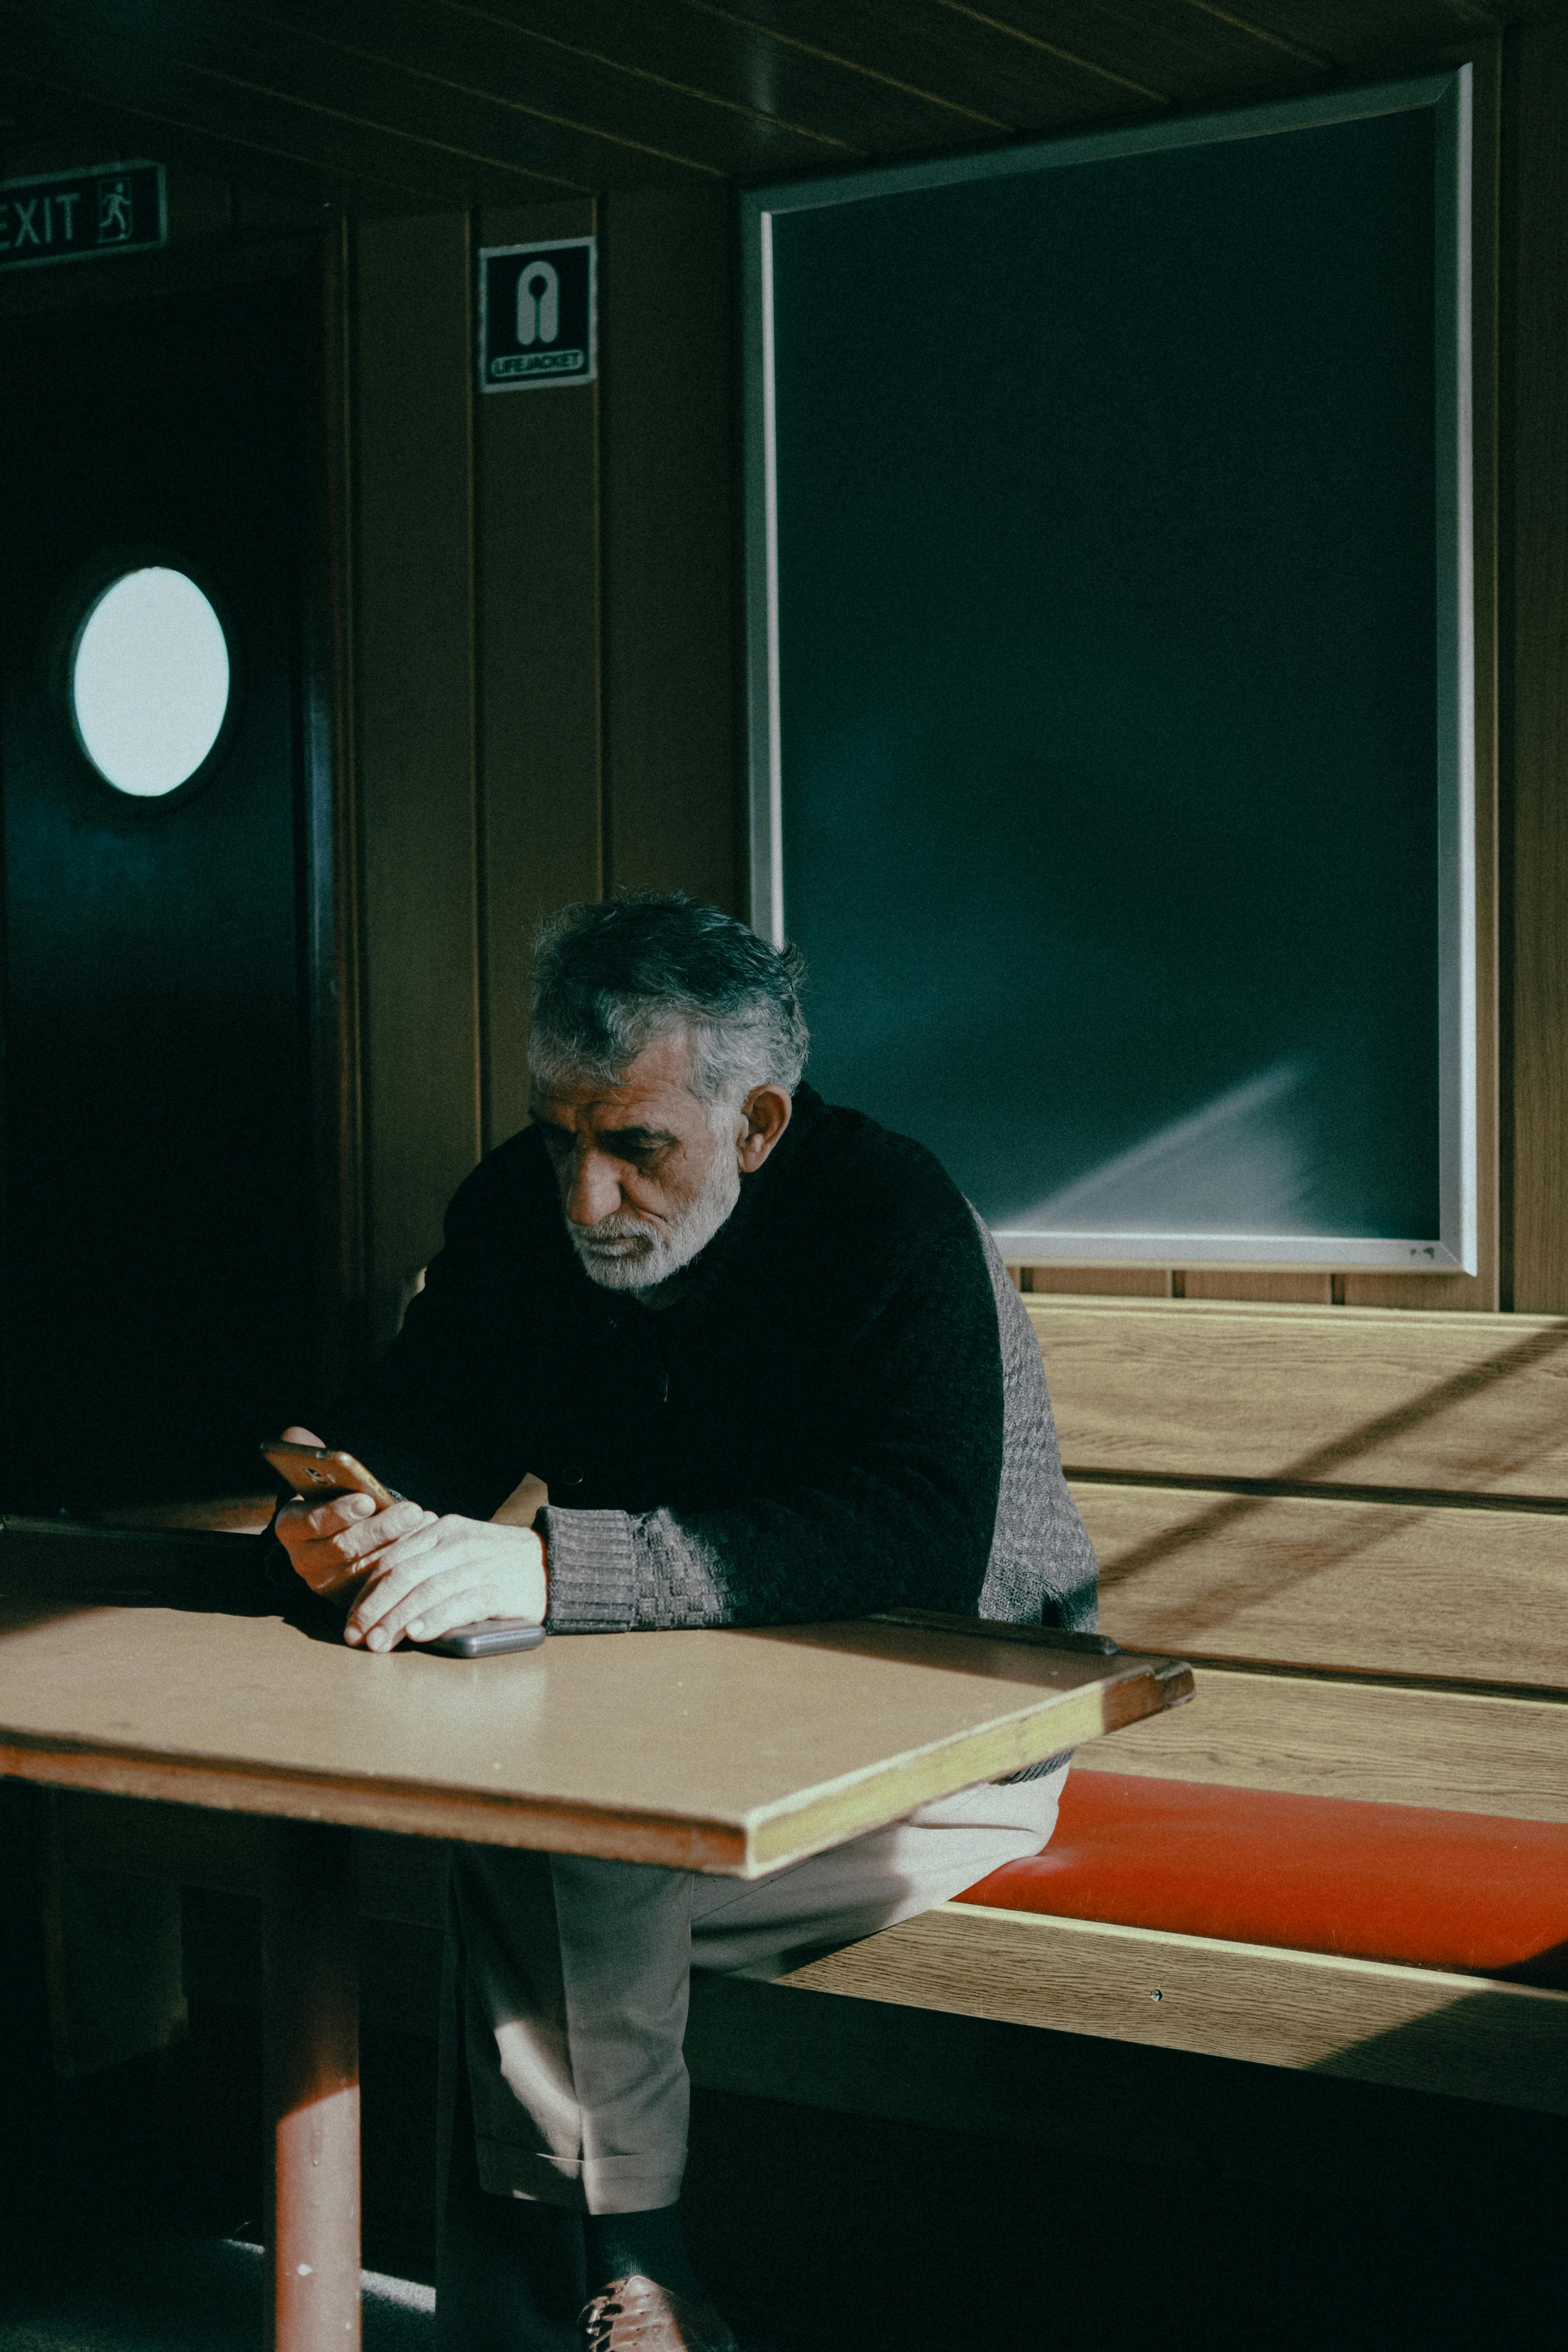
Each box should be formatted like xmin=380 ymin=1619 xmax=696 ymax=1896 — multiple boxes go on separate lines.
xmin=69 ymin=566 xmax=231 ymax=798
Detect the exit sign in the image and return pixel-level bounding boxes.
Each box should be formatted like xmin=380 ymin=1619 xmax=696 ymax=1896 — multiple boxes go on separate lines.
xmin=0 ymin=161 xmax=166 ymax=272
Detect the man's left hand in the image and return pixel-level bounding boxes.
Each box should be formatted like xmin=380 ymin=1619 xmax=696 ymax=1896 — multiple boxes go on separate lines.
xmin=343 ymin=1516 xmax=547 ymax=1651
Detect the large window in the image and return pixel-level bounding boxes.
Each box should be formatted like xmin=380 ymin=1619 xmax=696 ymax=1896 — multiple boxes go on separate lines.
xmin=744 ymin=70 xmax=1475 ymax=1272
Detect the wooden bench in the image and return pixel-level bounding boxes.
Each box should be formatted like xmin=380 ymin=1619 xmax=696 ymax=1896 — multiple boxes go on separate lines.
xmin=19 ymin=1293 xmax=1568 ymax=2126
xmin=779 ymin=1294 xmax=1568 ymax=2115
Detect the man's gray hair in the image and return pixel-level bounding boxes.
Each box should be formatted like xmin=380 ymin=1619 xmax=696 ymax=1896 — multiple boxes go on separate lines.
xmin=529 ymin=893 xmax=809 ymax=1105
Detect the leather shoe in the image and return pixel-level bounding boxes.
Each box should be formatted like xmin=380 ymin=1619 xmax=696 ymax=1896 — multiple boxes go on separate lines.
xmin=579 ymin=2272 xmax=739 ymax=2350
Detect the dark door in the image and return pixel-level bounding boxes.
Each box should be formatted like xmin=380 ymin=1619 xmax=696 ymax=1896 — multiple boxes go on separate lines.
xmin=0 ymin=273 xmax=322 ymax=1511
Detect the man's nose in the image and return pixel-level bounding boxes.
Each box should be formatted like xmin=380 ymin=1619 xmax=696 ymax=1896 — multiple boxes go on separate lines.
xmin=564 ymin=1149 xmax=622 ymax=1228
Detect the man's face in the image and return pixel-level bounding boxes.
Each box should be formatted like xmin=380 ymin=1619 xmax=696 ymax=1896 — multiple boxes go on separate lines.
xmin=530 ymin=1029 xmax=741 ymax=1291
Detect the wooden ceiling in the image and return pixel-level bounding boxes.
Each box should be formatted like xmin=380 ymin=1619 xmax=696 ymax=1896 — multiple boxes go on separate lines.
xmin=0 ymin=0 xmax=1518 ymax=213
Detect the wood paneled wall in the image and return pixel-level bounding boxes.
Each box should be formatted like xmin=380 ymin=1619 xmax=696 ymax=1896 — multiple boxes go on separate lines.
xmin=475 ymin=198 xmax=602 ymax=1158
xmin=1507 ymin=16 xmax=1568 ymax=1318
xmin=600 ymin=190 xmax=738 ymax=912
xmin=353 ymin=212 xmax=482 ymax=1349
xmin=5 ymin=22 xmax=1565 ymax=1369
xmin=346 ymin=188 xmax=738 ymax=1346
xmin=329 ymin=32 xmax=1566 ymax=1346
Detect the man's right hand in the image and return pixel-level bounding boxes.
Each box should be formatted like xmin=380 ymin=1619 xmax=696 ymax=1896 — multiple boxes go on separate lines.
xmin=272 ymin=1424 xmax=436 ymax=1609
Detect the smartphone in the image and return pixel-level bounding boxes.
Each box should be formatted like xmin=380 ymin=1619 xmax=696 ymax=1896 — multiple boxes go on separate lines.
xmin=261 ymin=1439 xmax=401 ymax=1506
xmin=420 ymin=1621 xmax=548 ymax=1658
xmin=259 ymin=1439 xmax=548 ymax=1660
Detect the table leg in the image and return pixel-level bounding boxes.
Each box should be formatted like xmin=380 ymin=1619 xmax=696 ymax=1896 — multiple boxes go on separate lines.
xmin=263 ymin=1820 xmax=361 ymax=2352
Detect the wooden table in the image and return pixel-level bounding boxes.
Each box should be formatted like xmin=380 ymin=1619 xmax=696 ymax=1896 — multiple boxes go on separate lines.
xmin=0 ymin=1523 xmax=1192 ymax=2350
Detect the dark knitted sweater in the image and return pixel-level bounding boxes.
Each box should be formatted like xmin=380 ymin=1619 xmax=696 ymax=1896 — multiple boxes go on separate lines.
xmin=325 ymin=1086 xmax=1097 ymax=1638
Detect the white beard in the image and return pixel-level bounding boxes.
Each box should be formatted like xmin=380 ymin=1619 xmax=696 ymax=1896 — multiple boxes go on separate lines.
xmin=567 ymin=1130 xmax=742 ymax=1295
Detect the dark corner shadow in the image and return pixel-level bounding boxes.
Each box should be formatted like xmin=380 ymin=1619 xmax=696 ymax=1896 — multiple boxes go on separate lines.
xmin=1092 ymin=1319 xmax=1568 ymax=1620
xmin=0 ymin=1515 xmax=349 ymax=1647
xmin=0 ymin=1596 xmax=118 ymax=1641
xmin=1305 ymin=1973 xmax=1568 ymax=2113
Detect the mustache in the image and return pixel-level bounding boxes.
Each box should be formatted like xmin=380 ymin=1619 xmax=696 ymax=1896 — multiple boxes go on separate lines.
xmin=573 ymin=1212 xmax=661 ymax=1248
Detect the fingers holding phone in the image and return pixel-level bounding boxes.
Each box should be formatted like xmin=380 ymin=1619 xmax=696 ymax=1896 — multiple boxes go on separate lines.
xmin=265 ymin=1428 xmax=434 ymax=1606
xmin=278 ymin=1489 xmax=435 ymax=1606
xmin=264 ymin=1431 xmax=548 ymax=1654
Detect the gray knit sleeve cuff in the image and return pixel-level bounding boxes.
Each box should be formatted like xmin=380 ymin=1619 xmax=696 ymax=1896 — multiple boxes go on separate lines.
xmin=537 ymin=1505 xmax=638 ymax=1632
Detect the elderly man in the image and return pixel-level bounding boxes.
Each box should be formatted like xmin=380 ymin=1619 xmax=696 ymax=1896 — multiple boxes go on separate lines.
xmin=274 ymin=894 xmax=1096 ymax=2352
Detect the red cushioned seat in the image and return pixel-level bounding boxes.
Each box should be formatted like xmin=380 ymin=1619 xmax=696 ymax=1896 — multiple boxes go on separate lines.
xmin=957 ymin=1771 xmax=1568 ymax=1989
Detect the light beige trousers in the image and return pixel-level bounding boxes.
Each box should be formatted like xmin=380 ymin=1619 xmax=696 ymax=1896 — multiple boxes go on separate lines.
xmin=448 ymin=1766 xmax=1067 ymax=2215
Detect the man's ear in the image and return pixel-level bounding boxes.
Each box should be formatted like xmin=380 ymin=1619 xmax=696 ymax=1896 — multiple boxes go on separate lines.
xmin=736 ymin=1084 xmax=793 ymax=1174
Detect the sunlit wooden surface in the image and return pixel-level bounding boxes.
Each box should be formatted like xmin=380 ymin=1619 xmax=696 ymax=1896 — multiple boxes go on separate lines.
xmin=0 ymin=1532 xmax=1190 ymax=1876
xmin=783 ymin=1903 xmax=1568 ymax=2117
xmin=1031 ymin=1295 xmax=1568 ymax=1496
xmin=1074 ymin=1480 xmax=1568 ymax=1688
xmin=1075 ymin=1665 xmax=1568 ymax=1827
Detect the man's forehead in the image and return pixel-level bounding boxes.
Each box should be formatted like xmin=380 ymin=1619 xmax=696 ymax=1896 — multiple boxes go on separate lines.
xmin=529 ymin=1034 xmax=699 ymax=1130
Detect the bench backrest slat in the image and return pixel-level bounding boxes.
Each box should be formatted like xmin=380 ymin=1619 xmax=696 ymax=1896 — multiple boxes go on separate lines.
xmin=1073 ymin=1665 xmax=1568 ymax=1824
xmin=1076 ymin=1482 xmax=1568 ymax=1690
xmin=1029 ymin=1297 xmax=1568 ymax=1500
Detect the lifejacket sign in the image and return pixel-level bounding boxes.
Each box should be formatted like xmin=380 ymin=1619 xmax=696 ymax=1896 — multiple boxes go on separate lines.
xmin=0 ymin=161 xmax=166 ymax=271
xmin=478 ymin=237 xmax=597 ymax=393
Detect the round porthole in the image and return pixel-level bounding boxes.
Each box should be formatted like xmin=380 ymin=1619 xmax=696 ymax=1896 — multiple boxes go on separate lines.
xmin=68 ymin=566 xmax=232 ymax=798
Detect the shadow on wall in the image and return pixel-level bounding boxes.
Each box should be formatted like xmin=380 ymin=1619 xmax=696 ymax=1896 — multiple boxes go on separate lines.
xmin=1087 ymin=1317 xmax=1568 ymax=1628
